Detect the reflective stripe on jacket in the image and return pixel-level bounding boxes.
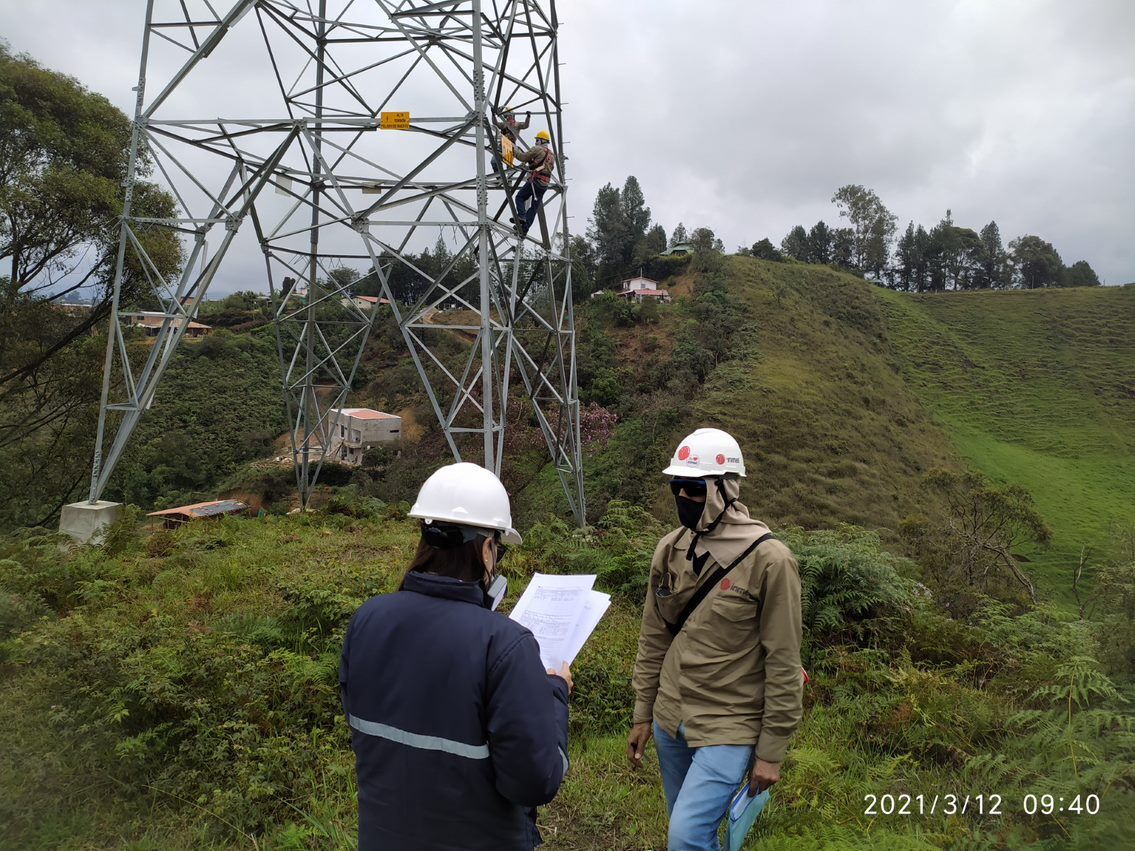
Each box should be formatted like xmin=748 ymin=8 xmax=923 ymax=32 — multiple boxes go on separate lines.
xmin=341 ymin=571 xmax=570 ymax=851
xmin=631 ymin=526 xmax=803 ymax=762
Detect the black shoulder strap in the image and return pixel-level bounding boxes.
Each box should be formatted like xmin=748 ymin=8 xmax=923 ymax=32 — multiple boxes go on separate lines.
xmin=663 ymin=532 xmax=776 ymax=637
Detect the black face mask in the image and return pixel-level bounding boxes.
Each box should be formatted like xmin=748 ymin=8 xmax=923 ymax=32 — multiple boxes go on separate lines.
xmin=675 ymin=494 xmax=705 ymax=530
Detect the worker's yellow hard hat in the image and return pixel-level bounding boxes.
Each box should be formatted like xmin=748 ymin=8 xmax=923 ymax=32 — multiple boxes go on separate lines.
xmin=536 ymin=130 xmax=551 ymax=142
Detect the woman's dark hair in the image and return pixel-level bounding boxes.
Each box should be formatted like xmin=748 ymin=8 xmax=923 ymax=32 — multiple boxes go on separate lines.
xmin=404 ymin=522 xmax=489 ymax=584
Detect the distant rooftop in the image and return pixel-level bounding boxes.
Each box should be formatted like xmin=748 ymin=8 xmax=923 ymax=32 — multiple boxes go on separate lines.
xmin=333 ymin=407 xmax=400 ymax=420
xmin=147 ymin=499 xmax=248 ymax=519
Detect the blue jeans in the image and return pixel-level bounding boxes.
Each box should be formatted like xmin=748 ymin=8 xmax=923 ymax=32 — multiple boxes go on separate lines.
xmin=653 ymin=721 xmax=753 ymax=851
xmin=515 ymin=179 xmax=547 ymax=232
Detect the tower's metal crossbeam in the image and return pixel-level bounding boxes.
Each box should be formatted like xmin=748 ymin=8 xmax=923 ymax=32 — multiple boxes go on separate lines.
xmin=88 ymin=0 xmax=585 ymax=524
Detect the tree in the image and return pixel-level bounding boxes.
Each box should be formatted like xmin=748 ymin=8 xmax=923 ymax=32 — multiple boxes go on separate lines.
xmin=1062 ymin=260 xmax=1101 ymax=287
xmin=1009 ymin=235 xmax=1063 ymax=289
xmin=690 ymin=226 xmax=723 ymax=254
xmin=780 ymin=225 xmax=809 ymax=261
xmin=621 ymin=175 xmax=651 ymax=248
xmin=911 ymin=224 xmax=931 ymax=291
xmin=569 ymin=234 xmax=598 ymax=302
xmin=831 ymin=227 xmax=855 ymax=270
xmin=669 ymin=222 xmax=688 ymax=247
xmin=587 ymin=182 xmax=626 ymax=287
xmin=0 ymin=47 xmax=183 ymax=526
xmin=633 ymin=223 xmax=667 ymax=265
xmin=975 ymin=221 xmax=1010 ymax=290
xmin=953 ymin=226 xmax=983 ymax=290
xmin=901 ymin=469 xmax=1051 ymax=612
xmin=586 ymin=175 xmax=656 ymax=286
xmin=807 ymin=221 xmax=833 ymax=265
xmin=0 ymin=46 xmax=180 ymax=307
xmin=831 ymin=184 xmax=897 ymax=278
xmin=894 ymin=222 xmax=918 ymax=291
xmin=925 ymin=210 xmax=980 ymax=291
xmin=750 ymin=238 xmax=782 ymax=261
xmin=325 ymin=266 xmax=360 ymax=292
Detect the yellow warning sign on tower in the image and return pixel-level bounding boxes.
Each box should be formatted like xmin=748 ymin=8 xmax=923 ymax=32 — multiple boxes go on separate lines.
xmin=379 ymin=111 xmax=411 ymax=130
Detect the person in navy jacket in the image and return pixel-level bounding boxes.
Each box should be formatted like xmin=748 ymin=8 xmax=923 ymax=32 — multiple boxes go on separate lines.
xmin=340 ymin=462 xmax=572 ymax=850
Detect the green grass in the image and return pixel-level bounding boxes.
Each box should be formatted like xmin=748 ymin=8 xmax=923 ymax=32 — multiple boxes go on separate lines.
xmin=683 ymin=257 xmax=961 ymax=538
xmin=4 ymin=510 xmax=1131 ymax=849
xmin=878 ymin=285 xmax=1135 ymax=595
xmin=622 ymin=259 xmax=1133 ymax=599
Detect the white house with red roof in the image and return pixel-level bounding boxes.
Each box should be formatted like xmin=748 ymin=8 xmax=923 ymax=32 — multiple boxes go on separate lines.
xmin=617 ymin=275 xmax=671 ymax=304
xmin=329 ymin=407 xmax=402 ymax=465
xmin=340 ymin=294 xmax=391 ymax=311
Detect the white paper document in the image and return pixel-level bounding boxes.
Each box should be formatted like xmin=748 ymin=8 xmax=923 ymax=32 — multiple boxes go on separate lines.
xmin=561 ymin=590 xmax=611 ymax=665
xmin=509 ymin=573 xmax=609 ymax=669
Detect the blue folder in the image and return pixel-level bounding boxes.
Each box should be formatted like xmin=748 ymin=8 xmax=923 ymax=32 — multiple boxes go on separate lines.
xmin=727 ymin=783 xmax=770 ymax=851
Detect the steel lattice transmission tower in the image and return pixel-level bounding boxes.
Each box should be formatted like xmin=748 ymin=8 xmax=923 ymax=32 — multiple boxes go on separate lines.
xmin=87 ymin=0 xmax=586 ymax=523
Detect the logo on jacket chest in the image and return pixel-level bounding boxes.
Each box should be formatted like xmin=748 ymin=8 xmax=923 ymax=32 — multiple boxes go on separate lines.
xmin=719 ymin=579 xmax=757 ymax=602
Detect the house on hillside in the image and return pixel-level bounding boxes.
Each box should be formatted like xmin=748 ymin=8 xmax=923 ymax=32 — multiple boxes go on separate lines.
xmin=340 ymin=294 xmax=391 ymax=311
xmin=329 ymin=407 xmax=402 ymax=465
xmin=660 ymin=242 xmax=693 ymax=257
xmin=124 ymin=311 xmax=212 ymax=337
xmin=617 ymin=275 xmax=671 ymax=304
xmin=147 ymin=499 xmax=249 ymax=529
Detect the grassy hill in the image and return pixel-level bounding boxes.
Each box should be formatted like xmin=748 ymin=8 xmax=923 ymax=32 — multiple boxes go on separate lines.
xmin=530 ymin=258 xmax=962 ymax=540
xmin=555 ymin=260 xmax=1133 ymax=603
xmin=2 ymin=507 xmax=1131 ymax=849
xmin=688 ymin=259 xmax=959 ymax=534
xmin=879 ymin=285 xmax=1135 ymax=593
xmin=74 ymin=255 xmax=1128 ymax=606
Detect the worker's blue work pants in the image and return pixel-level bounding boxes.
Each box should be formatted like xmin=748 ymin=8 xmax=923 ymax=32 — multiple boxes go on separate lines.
xmin=515 ymin=179 xmax=547 ymax=233
xmin=653 ymin=721 xmax=753 ymax=851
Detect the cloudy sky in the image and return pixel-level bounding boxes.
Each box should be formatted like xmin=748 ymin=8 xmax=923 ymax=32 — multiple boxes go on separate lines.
xmin=3 ymin=0 xmax=1133 ymax=285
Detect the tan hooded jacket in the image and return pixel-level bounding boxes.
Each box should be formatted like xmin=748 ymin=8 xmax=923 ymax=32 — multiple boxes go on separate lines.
xmin=631 ymin=476 xmax=803 ymax=762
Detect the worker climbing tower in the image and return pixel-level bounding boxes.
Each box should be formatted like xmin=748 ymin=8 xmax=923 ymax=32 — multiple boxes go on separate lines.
xmin=78 ymin=0 xmax=585 ymax=533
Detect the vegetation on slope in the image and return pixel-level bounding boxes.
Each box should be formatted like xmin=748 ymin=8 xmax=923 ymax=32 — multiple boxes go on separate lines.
xmin=1 ymin=505 xmax=1132 ymax=849
xmin=687 ymin=256 xmax=959 ymax=535
xmin=108 ymin=330 xmax=288 ymax=511
xmin=879 ymin=285 xmax=1135 ymax=592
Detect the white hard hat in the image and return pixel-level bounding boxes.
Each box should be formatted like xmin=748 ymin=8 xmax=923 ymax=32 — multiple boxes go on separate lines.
xmin=662 ymin=428 xmax=746 ymax=477
xmin=409 ymin=462 xmax=522 ymax=544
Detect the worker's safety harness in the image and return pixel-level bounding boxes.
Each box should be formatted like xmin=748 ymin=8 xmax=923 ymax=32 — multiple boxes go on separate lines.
xmin=529 ymin=146 xmax=555 ymax=184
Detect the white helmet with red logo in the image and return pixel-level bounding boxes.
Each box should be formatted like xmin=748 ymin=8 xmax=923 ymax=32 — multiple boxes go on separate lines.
xmin=662 ymin=427 xmax=746 ymax=477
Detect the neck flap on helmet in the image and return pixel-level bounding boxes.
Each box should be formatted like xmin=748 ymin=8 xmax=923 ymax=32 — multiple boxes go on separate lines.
xmin=685 ymin=478 xmax=737 ymax=560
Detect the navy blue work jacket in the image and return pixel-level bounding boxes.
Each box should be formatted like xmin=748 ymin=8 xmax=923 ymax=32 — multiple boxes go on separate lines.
xmin=340 ymin=570 xmax=570 ymax=851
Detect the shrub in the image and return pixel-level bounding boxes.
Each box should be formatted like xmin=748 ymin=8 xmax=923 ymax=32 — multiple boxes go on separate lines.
xmin=901 ymin=469 xmax=1051 ymax=613
xmin=325 ymin=485 xmax=387 ymax=519
xmin=784 ymin=526 xmax=917 ymax=655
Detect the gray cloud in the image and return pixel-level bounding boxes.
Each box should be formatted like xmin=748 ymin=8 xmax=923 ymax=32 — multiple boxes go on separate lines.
xmin=4 ymin=0 xmax=1133 ymax=284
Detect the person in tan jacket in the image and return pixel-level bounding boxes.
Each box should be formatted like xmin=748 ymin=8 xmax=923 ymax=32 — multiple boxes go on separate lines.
xmin=628 ymin=428 xmax=803 ymax=851
xmin=510 ymin=131 xmax=555 ymax=237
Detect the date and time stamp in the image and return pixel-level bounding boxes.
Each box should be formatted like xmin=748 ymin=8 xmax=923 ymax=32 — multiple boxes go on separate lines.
xmin=863 ymin=792 xmax=1102 ymax=818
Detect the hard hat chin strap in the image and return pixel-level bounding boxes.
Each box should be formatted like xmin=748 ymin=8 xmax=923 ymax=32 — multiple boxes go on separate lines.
xmin=422 ymin=520 xmax=495 ymax=548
